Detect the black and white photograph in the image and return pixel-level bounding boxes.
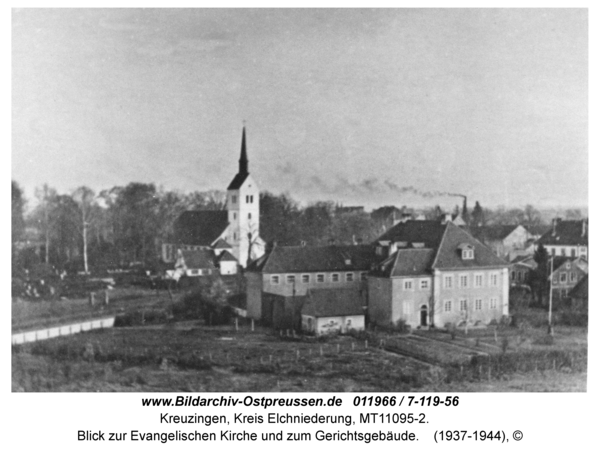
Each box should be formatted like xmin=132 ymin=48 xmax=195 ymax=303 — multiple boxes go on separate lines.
xmin=11 ymin=8 xmax=588 ymax=394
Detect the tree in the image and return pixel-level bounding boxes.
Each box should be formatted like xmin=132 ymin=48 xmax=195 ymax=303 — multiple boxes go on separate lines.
xmin=523 ymin=205 xmax=542 ymax=228
xmin=471 ymin=201 xmax=485 ymax=227
xmin=72 ymin=186 xmax=96 ymax=274
xmin=34 ymin=184 xmax=58 ymax=264
xmin=11 ymin=181 xmax=26 ymax=245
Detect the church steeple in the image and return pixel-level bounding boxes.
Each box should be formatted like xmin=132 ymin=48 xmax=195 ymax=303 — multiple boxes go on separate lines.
xmin=239 ymin=126 xmax=248 ymax=175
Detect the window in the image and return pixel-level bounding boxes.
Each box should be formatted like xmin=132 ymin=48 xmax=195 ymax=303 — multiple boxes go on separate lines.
xmin=570 ymin=273 xmax=577 ymax=282
xmin=490 ymin=297 xmax=498 ymax=309
xmin=559 ymin=272 xmax=567 ymax=283
xmin=232 ymin=195 xmax=237 ymax=204
xmin=571 ymin=249 xmax=576 ymax=257
xmin=286 ymin=275 xmax=295 ymax=284
xmin=331 ymin=273 xmax=340 ymax=282
xmin=302 ymin=274 xmax=310 ymax=283
xmin=190 ymin=269 xmax=200 ymax=275
xmin=248 ymin=213 xmax=252 ymax=219
xmin=551 ymin=248 xmax=556 ymax=256
xmin=462 ymin=249 xmax=474 ymax=259
xmin=459 ymin=274 xmax=468 ymax=288
xmin=270 ymin=275 xmax=280 ymax=285
xmin=233 ymin=213 xmax=237 ymax=220
xmin=561 ymin=248 xmax=566 ymax=256
xmin=444 ymin=275 xmax=453 ymax=289
xmin=420 ymin=279 xmax=429 ymax=290
xmin=460 ymin=299 xmax=467 ymax=311
xmin=511 ymin=271 xmax=516 ymax=281
xmin=345 ymin=273 xmax=354 ymax=282
xmin=474 ymin=274 xmax=483 ymax=287
xmin=360 ymin=272 xmax=368 ymax=281
xmin=404 ymin=279 xmax=413 ymax=290
xmin=233 ymin=232 xmax=237 ymax=240
xmin=517 ymin=272 xmax=523 ymax=282
xmin=475 ymin=299 xmax=482 ymax=310
xmin=444 ymin=300 xmax=452 ymax=312
xmin=316 ymin=274 xmax=325 ymax=283
xmin=490 ymin=273 xmax=499 ymax=287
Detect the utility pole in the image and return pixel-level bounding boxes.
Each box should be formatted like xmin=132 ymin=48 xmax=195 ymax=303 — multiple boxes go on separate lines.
xmin=548 ymin=256 xmax=554 ymax=336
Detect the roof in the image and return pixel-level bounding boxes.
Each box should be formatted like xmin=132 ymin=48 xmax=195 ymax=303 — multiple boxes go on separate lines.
xmin=569 ymin=274 xmax=588 ymax=299
xmin=537 ymin=220 xmax=588 ymax=247
xmin=246 ymin=244 xmax=378 ymax=273
xmin=475 ymin=225 xmax=522 ymax=242
xmin=371 ymin=248 xmax=436 ymax=277
xmin=213 ymin=238 xmax=233 ymax=249
xmin=301 ymin=288 xmax=365 ymax=318
xmin=174 ymin=210 xmax=228 ymax=246
xmin=178 ymin=250 xmax=217 ymax=270
xmin=432 ymin=223 xmax=509 ymax=269
xmin=218 ymin=250 xmax=238 ymax=262
xmin=371 ymin=206 xmax=403 ymax=222
xmin=227 ymin=172 xmax=250 ymax=190
xmin=376 ymin=220 xmax=447 ymax=248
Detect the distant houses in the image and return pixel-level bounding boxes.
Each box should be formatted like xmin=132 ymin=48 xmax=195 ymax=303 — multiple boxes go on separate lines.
xmin=537 ymin=218 xmax=588 ymax=259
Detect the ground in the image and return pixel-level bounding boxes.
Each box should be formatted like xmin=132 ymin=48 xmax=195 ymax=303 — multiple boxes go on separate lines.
xmin=12 ymin=318 xmax=587 ymax=392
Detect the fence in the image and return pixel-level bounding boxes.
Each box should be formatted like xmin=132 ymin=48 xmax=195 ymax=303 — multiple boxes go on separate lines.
xmin=11 ymin=317 xmax=115 ymax=345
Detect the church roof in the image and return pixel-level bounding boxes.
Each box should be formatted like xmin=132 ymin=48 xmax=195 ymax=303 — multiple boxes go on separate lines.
xmin=174 ymin=211 xmax=228 ymax=247
xmin=227 ymin=172 xmax=250 ymax=190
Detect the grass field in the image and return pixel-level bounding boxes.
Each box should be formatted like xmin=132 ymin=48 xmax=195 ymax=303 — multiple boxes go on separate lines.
xmin=11 ymin=319 xmax=587 ymax=392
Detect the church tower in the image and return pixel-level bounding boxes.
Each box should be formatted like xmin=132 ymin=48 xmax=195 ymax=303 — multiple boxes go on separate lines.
xmin=226 ymin=127 xmax=263 ymax=267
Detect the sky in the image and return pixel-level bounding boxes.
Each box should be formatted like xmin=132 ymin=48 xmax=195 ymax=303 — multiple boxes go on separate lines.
xmin=12 ymin=8 xmax=588 ymax=211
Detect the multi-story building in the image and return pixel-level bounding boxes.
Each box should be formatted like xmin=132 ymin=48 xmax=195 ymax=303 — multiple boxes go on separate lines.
xmin=549 ymin=256 xmax=588 ymax=300
xmin=537 ymin=218 xmax=588 ymax=259
xmin=245 ymin=244 xmax=377 ymax=321
xmin=368 ymin=220 xmax=510 ymax=329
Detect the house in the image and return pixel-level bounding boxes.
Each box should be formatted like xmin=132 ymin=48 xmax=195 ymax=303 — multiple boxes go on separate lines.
xmin=245 ymin=244 xmax=377 ymax=321
xmin=510 ymin=255 xmax=537 ymax=286
xmin=537 ymin=218 xmax=588 ymax=259
xmin=370 ymin=206 xmax=406 ymax=232
xmin=301 ymin=288 xmax=366 ymax=335
xmin=568 ymin=274 xmax=588 ymax=310
xmin=162 ymin=127 xmax=265 ymax=268
xmin=368 ymin=220 xmax=510 ymax=329
xmin=473 ymin=225 xmax=534 ymax=261
xmin=549 ymin=256 xmax=588 ymax=300
xmin=172 ymin=249 xmax=218 ymax=278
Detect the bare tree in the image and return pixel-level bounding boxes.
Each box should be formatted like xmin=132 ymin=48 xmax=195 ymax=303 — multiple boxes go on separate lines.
xmin=72 ymin=186 xmax=96 ymax=274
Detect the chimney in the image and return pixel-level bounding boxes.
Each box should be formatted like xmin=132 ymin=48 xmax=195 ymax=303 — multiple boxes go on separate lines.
xmin=552 ymin=218 xmax=557 ymax=236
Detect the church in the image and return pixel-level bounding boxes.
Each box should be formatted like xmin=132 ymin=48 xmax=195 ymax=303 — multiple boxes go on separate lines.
xmin=161 ymin=128 xmax=265 ymax=274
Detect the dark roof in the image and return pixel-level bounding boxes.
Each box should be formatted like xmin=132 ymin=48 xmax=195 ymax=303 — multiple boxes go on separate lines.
xmin=376 ymin=220 xmax=447 ymax=249
xmin=433 ymin=223 xmax=509 ymax=269
xmin=227 ymin=172 xmax=250 ymax=190
xmin=218 ymin=250 xmax=238 ymax=262
xmin=476 ymin=225 xmax=522 ymax=242
xmin=301 ymin=288 xmax=365 ymax=318
xmin=537 ymin=220 xmax=588 ymax=247
xmin=175 ymin=210 xmax=228 ymax=246
xmin=213 ymin=238 xmax=232 ymax=249
xmin=569 ymin=274 xmax=588 ymax=299
xmin=371 ymin=206 xmax=403 ymax=222
xmin=180 ymin=250 xmax=217 ymax=270
xmin=371 ymin=249 xmax=436 ymax=277
xmin=246 ymin=244 xmax=378 ymax=273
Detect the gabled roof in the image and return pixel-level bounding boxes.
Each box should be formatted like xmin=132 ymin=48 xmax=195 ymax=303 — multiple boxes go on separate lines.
xmin=376 ymin=220 xmax=447 ymax=249
xmin=537 ymin=220 xmax=588 ymax=247
xmin=301 ymin=288 xmax=365 ymax=318
xmin=476 ymin=225 xmax=523 ymax=242
xmin=218 ymin=250 xmax=238 ymax=262
xmin=432 ymin=222 xmax=508 ymax=269
xmin=246 ymin=244 xmax=378 ymax=273
xmin=371 ymin=248 xmax=436 ymax=277
xmin=227 ymin=172 xmax=250 ymax=190
xmin=174 ymin=210 xmax=228 ymax=246
xmin=213 ymin=238 xmax=233 ymax=249
xmin=569 ymin=274 xmax=588 ymax=299
xmin=178 ymin=250 xmax=218 ymax=270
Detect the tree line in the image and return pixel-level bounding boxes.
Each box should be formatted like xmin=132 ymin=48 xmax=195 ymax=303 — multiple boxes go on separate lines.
xmin=12 ymin=179 xmax=569 ymax=276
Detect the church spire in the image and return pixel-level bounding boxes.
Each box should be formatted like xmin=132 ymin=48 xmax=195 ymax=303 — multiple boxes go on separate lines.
xmin=239 ymin=126 xmax=248 ymax=175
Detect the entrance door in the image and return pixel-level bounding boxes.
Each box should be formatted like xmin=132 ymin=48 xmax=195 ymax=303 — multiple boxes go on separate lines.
xmin=420 ymin=305 xmax=428 ymax=327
